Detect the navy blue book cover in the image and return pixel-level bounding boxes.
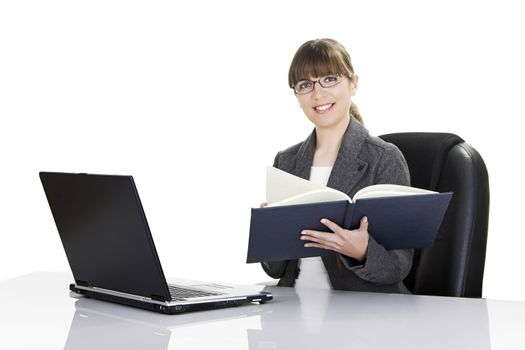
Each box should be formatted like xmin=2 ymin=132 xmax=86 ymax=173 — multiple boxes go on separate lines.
xmin=247 ymin=193 xmax=452 ymax=263
xmin=248 ymin=201 xmax=348 ymax=263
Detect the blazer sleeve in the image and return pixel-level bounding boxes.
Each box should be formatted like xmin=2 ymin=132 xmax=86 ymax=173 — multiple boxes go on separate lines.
xmin=259 ymin=151 xmax=290 ymax=279
xmin=340 ymin=145 xmax=414 ymax=285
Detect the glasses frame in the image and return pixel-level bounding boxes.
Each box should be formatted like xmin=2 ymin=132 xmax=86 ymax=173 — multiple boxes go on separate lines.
xmin=292 ymin=73 xmax=349 ymax=95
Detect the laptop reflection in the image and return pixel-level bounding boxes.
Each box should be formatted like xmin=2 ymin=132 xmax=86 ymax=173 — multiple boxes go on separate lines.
xmin=63 ymin=294 xmax=266 ymax=350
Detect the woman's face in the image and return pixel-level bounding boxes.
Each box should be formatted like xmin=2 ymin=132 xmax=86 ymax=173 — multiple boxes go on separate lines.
xmin=295 ymin=74 xmax=358 ymax=130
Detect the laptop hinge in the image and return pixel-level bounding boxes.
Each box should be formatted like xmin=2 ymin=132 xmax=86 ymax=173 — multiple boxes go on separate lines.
xmin=76 ymin=280 xmax=89 ymax=287
xmin=151 ymin=294 xmax=168 ymax=302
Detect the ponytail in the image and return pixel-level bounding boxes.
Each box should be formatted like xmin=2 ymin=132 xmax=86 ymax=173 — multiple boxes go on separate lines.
xmin=350 ymin=102 xmax=364 ymax=125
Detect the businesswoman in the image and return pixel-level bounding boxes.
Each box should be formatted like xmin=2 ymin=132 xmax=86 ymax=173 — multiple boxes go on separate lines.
xmin=261 ymin=38 xmax=413 ymax=294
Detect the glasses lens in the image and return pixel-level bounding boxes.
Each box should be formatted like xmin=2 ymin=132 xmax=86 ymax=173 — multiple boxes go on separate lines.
xmin=294 ymin=80 xmax=313 ymax=94
xmin=319 ymin=74 xmax=340 ymax=88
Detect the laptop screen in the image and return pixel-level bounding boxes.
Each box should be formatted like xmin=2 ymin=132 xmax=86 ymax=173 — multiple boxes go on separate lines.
xmin=40 ymin=172 xmax=171 ymax=301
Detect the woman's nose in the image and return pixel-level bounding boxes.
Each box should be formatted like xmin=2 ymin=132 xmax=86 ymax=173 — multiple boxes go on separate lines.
xmin=311 ymin=81 xmax=326 ymax=98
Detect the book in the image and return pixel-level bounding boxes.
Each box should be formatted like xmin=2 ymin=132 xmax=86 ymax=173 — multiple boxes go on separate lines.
xmin=246 ymin=167 xmax=453 ymax=263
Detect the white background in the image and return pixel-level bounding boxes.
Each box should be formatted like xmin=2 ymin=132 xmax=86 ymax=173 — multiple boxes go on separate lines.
xmin=1 ymin=0 xmax=523 ymax=301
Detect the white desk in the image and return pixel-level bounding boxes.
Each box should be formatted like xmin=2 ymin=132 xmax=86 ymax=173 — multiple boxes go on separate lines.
xmin=1 ymin=272 xmax=524 ymax=349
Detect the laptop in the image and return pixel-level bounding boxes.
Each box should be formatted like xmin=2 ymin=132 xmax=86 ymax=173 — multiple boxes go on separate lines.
xmin=40 ymin=172 xmax=272 ymax=314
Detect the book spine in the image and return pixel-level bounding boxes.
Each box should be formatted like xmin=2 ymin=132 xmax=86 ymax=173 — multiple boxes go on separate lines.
xmin=343 ymin=201 xmax=355 ymax=229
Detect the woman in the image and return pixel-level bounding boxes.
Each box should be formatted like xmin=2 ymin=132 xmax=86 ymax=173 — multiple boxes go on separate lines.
xmin=261 ymin=38 xmax=413 ymax=294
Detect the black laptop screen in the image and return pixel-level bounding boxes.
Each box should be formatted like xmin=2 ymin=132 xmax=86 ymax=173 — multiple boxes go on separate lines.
xmin=40 ymin=172 xmax=171 ymax=301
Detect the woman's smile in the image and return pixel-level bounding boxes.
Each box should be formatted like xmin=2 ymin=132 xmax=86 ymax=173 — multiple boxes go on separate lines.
xmin=314 ymin=103 xmax=335 ymax=113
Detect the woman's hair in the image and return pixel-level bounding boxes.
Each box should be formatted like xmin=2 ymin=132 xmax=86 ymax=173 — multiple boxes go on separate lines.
xmin=288 ymin=38 xmax=363 ymax=124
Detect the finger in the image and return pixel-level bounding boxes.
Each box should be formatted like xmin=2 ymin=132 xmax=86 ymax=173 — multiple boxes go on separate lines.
xmin=301 ymin=231 xmax=340 ymax=249
xmin=359 ymin=216 xmax=368 ymax=231
xmin=320 ymin=218 xmax=343 ymax=234
xmin=303 ymin=242 xmax=331 ymax=250
xmin=259 ymin=202 xmax=268 ymax=208
xmin=300 ymin=231 xmax=329 ymax=244
xmin=301 ymin=229 xmax=334 ymax=241
xmin=304 ymin=241 xmax=341 ymax=253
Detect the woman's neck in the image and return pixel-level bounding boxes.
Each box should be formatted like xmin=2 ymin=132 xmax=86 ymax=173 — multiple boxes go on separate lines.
xmin=313 ymin=116 xmax=350 ymax=166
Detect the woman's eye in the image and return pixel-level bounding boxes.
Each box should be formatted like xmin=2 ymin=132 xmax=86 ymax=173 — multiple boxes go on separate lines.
xmin=323 ymin=75 xmax=338 ymax=83
xmin=299 ymin=81 xmax=312 ymax=90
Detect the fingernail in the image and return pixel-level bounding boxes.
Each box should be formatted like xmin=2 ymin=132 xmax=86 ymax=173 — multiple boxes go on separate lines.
xmin=363 ymin=216 xmax=368 ymax=223
xmin=301 ymin=230 xmax=306 ymax=235
xmin=321 ymin=219 xmax=327 ymax=224
xmin=304 ymin=244 xmax=310 ymax=247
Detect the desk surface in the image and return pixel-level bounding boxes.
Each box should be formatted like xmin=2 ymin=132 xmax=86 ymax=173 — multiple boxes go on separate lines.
xmin=1 ymin=272 xmax=524 ymax=349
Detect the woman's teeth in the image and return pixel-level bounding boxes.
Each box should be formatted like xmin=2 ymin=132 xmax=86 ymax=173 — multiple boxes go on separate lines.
xmin=315 ymin=103 xmax=333 ymax=111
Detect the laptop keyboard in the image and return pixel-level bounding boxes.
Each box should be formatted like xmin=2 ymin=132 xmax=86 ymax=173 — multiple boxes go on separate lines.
xmin=168 ymin=284 xmax=224 ymax=301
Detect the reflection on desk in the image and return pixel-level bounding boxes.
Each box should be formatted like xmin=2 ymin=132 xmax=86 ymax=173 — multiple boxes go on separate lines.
xmin=1 ymin=272 xmax=525 ymax=349
xmin=64 ymin=287 xmax=491 ymax=350
xmin=65 ymin=296 xmax=264 ymax=349
xmin=250 ymin=287 xmax=488 ymax=349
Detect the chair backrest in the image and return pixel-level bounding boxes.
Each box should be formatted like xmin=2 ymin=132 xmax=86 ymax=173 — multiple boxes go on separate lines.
xmin=379 ymin=133 xmax=490 ymax=297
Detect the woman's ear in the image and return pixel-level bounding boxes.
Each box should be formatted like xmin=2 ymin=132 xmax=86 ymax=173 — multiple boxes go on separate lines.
xmin=350 ymin=74 xmax=359 ymax=96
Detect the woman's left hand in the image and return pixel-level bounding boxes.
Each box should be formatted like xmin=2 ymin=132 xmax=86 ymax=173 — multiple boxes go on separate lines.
xmin=301 ymin=216 xmax=370 ymax=262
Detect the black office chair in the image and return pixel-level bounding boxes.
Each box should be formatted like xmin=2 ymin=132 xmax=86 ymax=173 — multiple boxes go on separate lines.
xmin=379 ymin=133 xmax=490 ymax=298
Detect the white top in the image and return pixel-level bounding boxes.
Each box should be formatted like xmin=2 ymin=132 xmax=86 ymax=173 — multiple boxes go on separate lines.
xmin=295 ymin=166 xmax=333 ymax=290
xmin=308 ymin=165 xmax=333 ymax=186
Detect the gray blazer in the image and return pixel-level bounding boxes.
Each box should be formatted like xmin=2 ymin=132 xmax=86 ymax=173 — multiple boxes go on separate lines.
xmin=261 ymin=117 xmax=413 ymax=294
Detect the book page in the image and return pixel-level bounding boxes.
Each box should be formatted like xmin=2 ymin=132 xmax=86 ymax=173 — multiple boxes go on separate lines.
xmin=268 ymin=188 xmax=350 ymax=207
xmin=266 ymin=166 xmax=325 ymax=204
xmin=353 ymin=184 xmax=436 ymax=201
xmin=266 ymin=166 xmax=350 ymax=206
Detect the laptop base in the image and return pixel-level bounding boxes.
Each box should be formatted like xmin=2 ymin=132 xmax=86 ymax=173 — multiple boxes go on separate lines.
xmin=70 ymin=284 xmax=272 ymax=315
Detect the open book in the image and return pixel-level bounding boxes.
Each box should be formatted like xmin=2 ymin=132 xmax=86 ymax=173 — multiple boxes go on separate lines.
xmin=266 ymin=166 xmax=435 ymax=207
xmin=246 ymin=167 xmax=453 ymax=263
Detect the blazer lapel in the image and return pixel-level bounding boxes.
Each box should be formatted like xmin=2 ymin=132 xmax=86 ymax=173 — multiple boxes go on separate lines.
xmin=292 ymin=129 xmax=316 ymax=180
xmin=327 ymin=118 xmax=369 ymax=198
xmin=291 ymin=117 xmax=370 ymax=197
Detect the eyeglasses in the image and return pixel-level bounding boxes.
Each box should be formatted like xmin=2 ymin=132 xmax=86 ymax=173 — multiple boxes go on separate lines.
xmin=292 ymin=74 xmax=346 ymax=95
